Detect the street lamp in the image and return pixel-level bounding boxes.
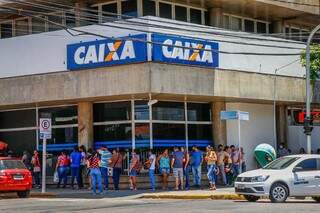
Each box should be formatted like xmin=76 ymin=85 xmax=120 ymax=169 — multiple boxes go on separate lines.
xmin=305 ymin=24 xmax=320 ymax=154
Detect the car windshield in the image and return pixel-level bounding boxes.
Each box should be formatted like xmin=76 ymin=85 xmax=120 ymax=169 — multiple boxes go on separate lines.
xmin=263 ymin=157 xmax=300 ymax=170
xmin=0 ymin=160 xmax=26 ymax=170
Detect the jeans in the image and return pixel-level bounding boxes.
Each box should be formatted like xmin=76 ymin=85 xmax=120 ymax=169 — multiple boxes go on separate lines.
xmin=207 ymin=164 xmax=217 ymax=184
xmin=241 ymin=162 xmax=246 ymax=173
xmin=90 ymin=168 xmax=103 ymax=194
xmin=100 ymin=167 xmax=109 ymax=189
xmin=184 ymin=165 xmax=190 ymax=189
xmin=149 ymin=169 xmax=155 ymax=190
xmin=57 ymin=166 xmax=68 ymax=187
xmin=79 ymin=165 xmax=85 ymax=188
xmin=70 ymin=166 xmax=80 ymax=188
xmin=192 ymin=165 xmax=202 ymax=186
xmin=33 ymin=171 xmax=40 ymax=186
xmin=218 ymin=164 xmax=227 ymax=185
xmin=232 ymin=164 xmax=240 ymax=178
xmin=113 ymin=168 xmax=121 ymax=190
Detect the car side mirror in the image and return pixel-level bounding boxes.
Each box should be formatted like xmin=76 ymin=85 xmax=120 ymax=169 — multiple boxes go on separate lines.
xmin=293 ymin=166 xmax=303 ymax=173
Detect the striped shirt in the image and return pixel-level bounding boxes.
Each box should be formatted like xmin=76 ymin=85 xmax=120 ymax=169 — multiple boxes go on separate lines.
xmin=98 ymin=149 xmax=112 ymax=168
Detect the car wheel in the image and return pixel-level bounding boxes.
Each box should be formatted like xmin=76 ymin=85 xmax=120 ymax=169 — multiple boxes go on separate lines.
xmin=312 ymin=197 xmax=320 ymax=203
xmin=243 ymin=195 xmax=260 ymax=202
xmin=17 ymin=190 xmax=30 ymax=198
xmin=269 ymin=183 xmax=288 ymax=203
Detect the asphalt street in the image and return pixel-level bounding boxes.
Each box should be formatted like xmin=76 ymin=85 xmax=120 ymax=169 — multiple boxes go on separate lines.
xmin=0 ymin=197 xmax=319 ymax=213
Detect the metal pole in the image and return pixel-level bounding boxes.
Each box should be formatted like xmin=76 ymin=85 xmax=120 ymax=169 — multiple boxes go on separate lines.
xmin=273 ymin=69 xmax=278 ymax=153
xmin=237 ymin=112 xmax=242 ymax=174
xmin=41 ymin=138 xmax=46 ymax=193
xmin=305 ymin=24 xmax=320 ymax=154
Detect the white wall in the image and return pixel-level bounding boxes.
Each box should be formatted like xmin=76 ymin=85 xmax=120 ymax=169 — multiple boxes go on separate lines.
xmin=287 ymin=126 xmax=320 ymax=154
xmin=0 ymin=17 xmax=305 ymax=78
xmin=226 ymin=103 xmax=274 ymax=170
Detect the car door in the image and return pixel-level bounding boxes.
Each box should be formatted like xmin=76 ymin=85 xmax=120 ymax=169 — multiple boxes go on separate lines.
xmin=291 ymin=158 xmax=319 ymax=196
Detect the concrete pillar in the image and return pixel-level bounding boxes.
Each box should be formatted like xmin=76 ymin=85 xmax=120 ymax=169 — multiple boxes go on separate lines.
xmin=276 ymin=105 xmax=287 ymax=147
xmin=137 ymin=0 xmax=143 ymax=17
xmin=209 ymin=8 xmax=223 ymax=28
xmin=75 ymin=1 xmax=88 ymax=27
xmin=212 ymin=101 xmax=227 ymax=147
xmin=271 ymin=20 xmax=284 ymax=33
xmin=78 ymin=102 xmax=94 ymax=150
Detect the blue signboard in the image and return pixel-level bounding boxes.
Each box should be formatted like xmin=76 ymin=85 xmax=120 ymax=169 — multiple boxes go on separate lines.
xmin=67 ymin=34 xmax=147 ymax=70
xmin=152 ymin=34 xmax=219 ymax=68
xmin=220 ymin=111 xmax=239 ymax=120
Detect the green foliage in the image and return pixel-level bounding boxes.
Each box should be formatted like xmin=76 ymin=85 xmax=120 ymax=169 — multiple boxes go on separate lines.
xmin=301 ymin=44 xmax=320 ymax=84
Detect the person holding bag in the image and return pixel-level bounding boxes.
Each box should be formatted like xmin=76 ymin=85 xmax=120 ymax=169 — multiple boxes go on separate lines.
xmin=31 ymin=150 xmax=41 ymax=189
xmin=145 ymin=150 xmax=156 ymax=191
xmin=109 ymin=149 xmax=123 ymax=190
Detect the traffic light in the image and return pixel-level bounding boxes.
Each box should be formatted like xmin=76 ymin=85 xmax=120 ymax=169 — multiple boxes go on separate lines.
xmin=303 ymin=117 xmax=314 ymax=135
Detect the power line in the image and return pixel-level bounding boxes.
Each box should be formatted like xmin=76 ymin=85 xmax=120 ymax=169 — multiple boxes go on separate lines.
xmin=0 ymin=5 xmax=303 ymax=56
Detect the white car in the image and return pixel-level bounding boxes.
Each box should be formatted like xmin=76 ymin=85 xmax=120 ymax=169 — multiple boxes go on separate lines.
xmin=235 ymin=154 xmax=320 ymax=203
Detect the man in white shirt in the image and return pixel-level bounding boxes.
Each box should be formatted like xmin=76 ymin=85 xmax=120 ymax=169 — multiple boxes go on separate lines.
xmin=147 ymin=150 xmax=156 ymax=191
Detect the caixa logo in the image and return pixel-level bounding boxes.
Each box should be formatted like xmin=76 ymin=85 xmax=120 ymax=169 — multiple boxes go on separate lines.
xmin=67 ymin=34 xmax=147 ymax=70
xmin=152 ymin=34 xmax=219 ymax=68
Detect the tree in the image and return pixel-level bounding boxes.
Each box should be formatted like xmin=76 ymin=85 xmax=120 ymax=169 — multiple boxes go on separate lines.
xmin=301 ymin=44 xmax=320 ymax=85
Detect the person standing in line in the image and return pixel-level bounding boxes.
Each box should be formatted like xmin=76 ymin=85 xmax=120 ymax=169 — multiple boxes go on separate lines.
xmin=22 ymin=151 xmax=32 ymax=171
xmin=190 ymin=146 xmax=203 ymax=188
xmin=230 ymin=145 xmax=240 ymax=179
xmin=31 ymin=150 xmax=41 ymax=189
xmin=86 ymin=148 xmax=93 ymax=190
xmin=110 ymin=149 xmax=123 ymax=190
xmin=129 ymin=150 xmax=140 ymax=190
xmin=224 ymin=146 xmax=233 ymax=186
xmin=98 ymin=146 xmax=112 ymax=191
xmin=240 ymin=147 xmax=246 ymax=173
xmin=145 ymin=149 xmax=156 ymax=191
xmin=171 ymin=147 xmax=185 ymax=190
xmin=56 ymin=150 xmax=69 ymax=188
xmin=156 ymin=149 xmax=170 ymax=190
xmin=205 ymin=146 xmax=218 ymax=190
xmin=217 ymin=144 xmax=227 ymax=186
xmin=181 ymin=147 xmax=190 ymax=190
xmin=70 ymin=146 xmax=82 ymax=190
xmin=87 ymin=151 xmax=103 ymax=195
xmin=79 ymin=145 xmax=87 ymax=189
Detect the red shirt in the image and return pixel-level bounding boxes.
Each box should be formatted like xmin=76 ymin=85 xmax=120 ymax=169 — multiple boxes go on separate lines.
xmin=89 ymin=156 xmax=100 ymax=168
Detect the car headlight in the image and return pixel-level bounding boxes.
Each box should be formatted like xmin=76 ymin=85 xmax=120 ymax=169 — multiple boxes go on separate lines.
xmin=250 ymin=175 xmax=269 ymax=182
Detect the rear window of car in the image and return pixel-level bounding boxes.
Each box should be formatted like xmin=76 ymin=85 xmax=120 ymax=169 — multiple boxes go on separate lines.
xmin=0 ymin=160 xmax=26 ymax=170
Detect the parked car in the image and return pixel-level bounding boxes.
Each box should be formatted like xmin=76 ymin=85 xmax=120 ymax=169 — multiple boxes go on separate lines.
xmin=0 ymin=157 xmax=32 ymax=198
xmin=235 ymin=154 xmax=320 ymax=203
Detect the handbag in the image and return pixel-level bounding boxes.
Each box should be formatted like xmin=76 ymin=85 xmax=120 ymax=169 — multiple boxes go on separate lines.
xmin=33 ymin=166 xmax=41 ymax=172
xmin=53 ymin=170 xmax=59 ymax=183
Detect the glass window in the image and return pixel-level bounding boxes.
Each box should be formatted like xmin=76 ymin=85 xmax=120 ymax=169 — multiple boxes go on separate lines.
xmin=152 ymin=102 xmax=184 ymax=121
xmin=32 ymin=17 xmax=46 ymax=34
xmin=257 ymin=22 xmax=267 ymax=34
xmin=48 ymin=13 xmax=63 ymax=31
xmin=0 ymin=130 xmax=36 ymax=156
xmin=0 ymin=22 xmax=13 ymax=38
xmin=85 ymin=7 xmax=99 ymax=24
xmin=223 ymin=15 xmax=229 ymax=29
xmin=296 ymin=159 xmax=318 ymax=171
xmin=135 ymin=123 xmax=150 ymax=148
xmin=230 ymin=16 xmax=242 ymax=31
xmin=244 ymin=19 xmax=254 ymax=32
xmin=187 ymin=103 xmax=211 ymax=121
xmin=39 ymin=106 xmax=77 ymax=125
xmin=190 ymin=9 xmax=201 ymax=24
xmin=66 ymin=12 xmax=76 ymax=28
xmin=102 ymin=3 xmax=118 ymax=21
xmin=121 ymin=0 xmax=138 ymax=18
xmin=39 ymin=127 xmax=78 ymax=148
xmin=291 ymin=28 xmax=300 ymax=41
xmin=263 ymin=157 xmax=300 ymax=170
xmin=285 ymin=27 xmax=290 ymax=39
xmin=159 ymin=2 xmax=172 ymax=19
xmin=143 ymin=0 xmax=155 ymax=16
xmin=205 ymin=11 xmax=209 ymax=25
xmin=0 ymin=109 xmax=36 ymax=129
xmin=153 ymin=123 xmax=185 ymax=140
xmin=188 ymin=124 xmax=212 ymax=140
xmin=135 ymin=101 xmax=149 ymax=120
xmin=15 ymin=19 xmax=29 ymax=36
xmin=94 ymin=124 xmax=132 ymax=142
xmin=175 ymin=6 xmax=187 ymax=22
xmin=94 ymin=102 xmax=131 ymax=122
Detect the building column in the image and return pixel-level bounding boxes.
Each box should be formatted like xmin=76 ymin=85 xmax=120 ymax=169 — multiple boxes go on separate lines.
xmin=137 ymin=0 xmax=143 ymax=17
xmin=209 ymin=8 xmax=223 ymax=28
xmin=212 ymin=101 xmax=227 ymax=147
xmin=271 ymin=20 xmax=284 ymax=33
xmin=276 ymin=105 xmax=287 ymax=147
xmin=75 ymin=1 xmax=88 ymax=27
xmin=78 ymin=101 xmax=94 ymax=150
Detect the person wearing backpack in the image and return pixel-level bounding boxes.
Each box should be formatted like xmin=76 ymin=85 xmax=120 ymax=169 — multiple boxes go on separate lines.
xmin=56 ymin=150 xmax=70 ymax=188
xmin=129 ymin=150 xmax=140 ymax=190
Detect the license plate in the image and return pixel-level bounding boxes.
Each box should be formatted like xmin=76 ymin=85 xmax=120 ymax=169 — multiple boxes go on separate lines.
xmin=13 ymin=175 xmax=24 ymax=180
xmin=237 ymin=184 xmax=245 ymax=190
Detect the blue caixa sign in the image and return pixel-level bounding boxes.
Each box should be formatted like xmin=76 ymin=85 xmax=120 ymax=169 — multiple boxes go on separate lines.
xmin=152 ymin=34 xmax=219 ymax=68
xmin=67 ymin=34 xmax=147 ymax=70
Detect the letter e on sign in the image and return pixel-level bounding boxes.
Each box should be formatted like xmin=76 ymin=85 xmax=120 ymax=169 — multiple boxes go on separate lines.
xmin=40 ymin=118 xmax=52 ymax=139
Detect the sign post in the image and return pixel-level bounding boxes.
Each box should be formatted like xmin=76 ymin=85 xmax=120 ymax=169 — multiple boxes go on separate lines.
xmin=39 ymin=118 xmax=52 ymax=194
xmin=220 ymin=111 xmax=249 ymax=174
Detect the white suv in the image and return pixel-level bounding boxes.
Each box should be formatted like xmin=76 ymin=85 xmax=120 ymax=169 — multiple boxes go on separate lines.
xmin=235 ymin=154 xmax=320 ymax=203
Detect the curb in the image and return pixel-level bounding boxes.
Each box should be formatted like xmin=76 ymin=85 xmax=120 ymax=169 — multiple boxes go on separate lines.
xmin=30 ymin=192 xmax=57 ymax=198
xmin=141 ymin=194 xmax=244 ymax=200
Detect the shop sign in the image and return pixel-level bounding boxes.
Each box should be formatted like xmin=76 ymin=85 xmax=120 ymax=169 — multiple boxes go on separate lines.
xmin=152 ymin=34 xmax=219 ymax=68
xmin=220 ymin=111 xmax=249 ymax=121
xmin=67 ymin=34 xmax=147 ymax=70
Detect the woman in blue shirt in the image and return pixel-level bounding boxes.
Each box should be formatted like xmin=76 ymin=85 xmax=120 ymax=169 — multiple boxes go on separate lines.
xmin=157 ymin=149 xmax=170 ymax=190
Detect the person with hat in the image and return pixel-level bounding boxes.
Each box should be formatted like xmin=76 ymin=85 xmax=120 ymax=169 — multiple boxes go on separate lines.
xmin=205 ymin=145 xmax=218 ymax=190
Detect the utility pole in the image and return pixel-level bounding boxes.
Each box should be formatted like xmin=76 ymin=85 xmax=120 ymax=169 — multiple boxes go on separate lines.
xmin=305 ymin=24 xmax=320 ymax=154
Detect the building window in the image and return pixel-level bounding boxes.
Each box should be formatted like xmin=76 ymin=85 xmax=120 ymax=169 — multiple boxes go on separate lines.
xmin=0 ymin=22 xmax=13 ymax=38
xmin=223 ymin=14 xmax=270 ymax=34
xmin=223 ymin=15 xmax=229 ymax=29
xmin=244 ymin=19 xmax=254 ymax=33
xmin=143 ymin=0 xmax=156 ymax=16
xmin=230 ymin=16 xmax=242 ymax=31
xmin=188 ymin=124 xmax=212 ymax=141
xmin=15 ymin=18 xmax=29 ymax=36
xmin=94 ymin=102 xmax=131 ymax=122
xmin=159 ymin=2 xmax=172 ymax=19
xmin=32 ymin=17 xmax=46 ymax=34
xmin=0 ymin=109 xmax=36 ymax=129
xmin=134 ymin=101 xmax=149 ymax=120
xmin=121 ymin=0 xmax=138 ymax=18
xmin=152 ymin=101 xmax=184 ymax=121
xmin=102 ymin=2 xmax=118 ymax=21
xmin=38 ymin=106 xmax=78 ymax=126
xmin=135 ymin=123 xmax=150 ymax=148
xmin=153 ymin=123 xmax=185 ymax=147
xmin=66 ymin=12 xmax=76 ymax=28
xmin=175 ymin=5 xmax=187 ymax=22
xmin=48 ymin=13 xmax=63 ymax=32
xmin=0 ymin=130 xmax=36 ymax=156
xmin=257 ymin=22 xmax=267 ymax=34
xmin=190 ymin=8 xmax=201 ymax=24
xmin=187 ymin=103 xmax=211 ymax=122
